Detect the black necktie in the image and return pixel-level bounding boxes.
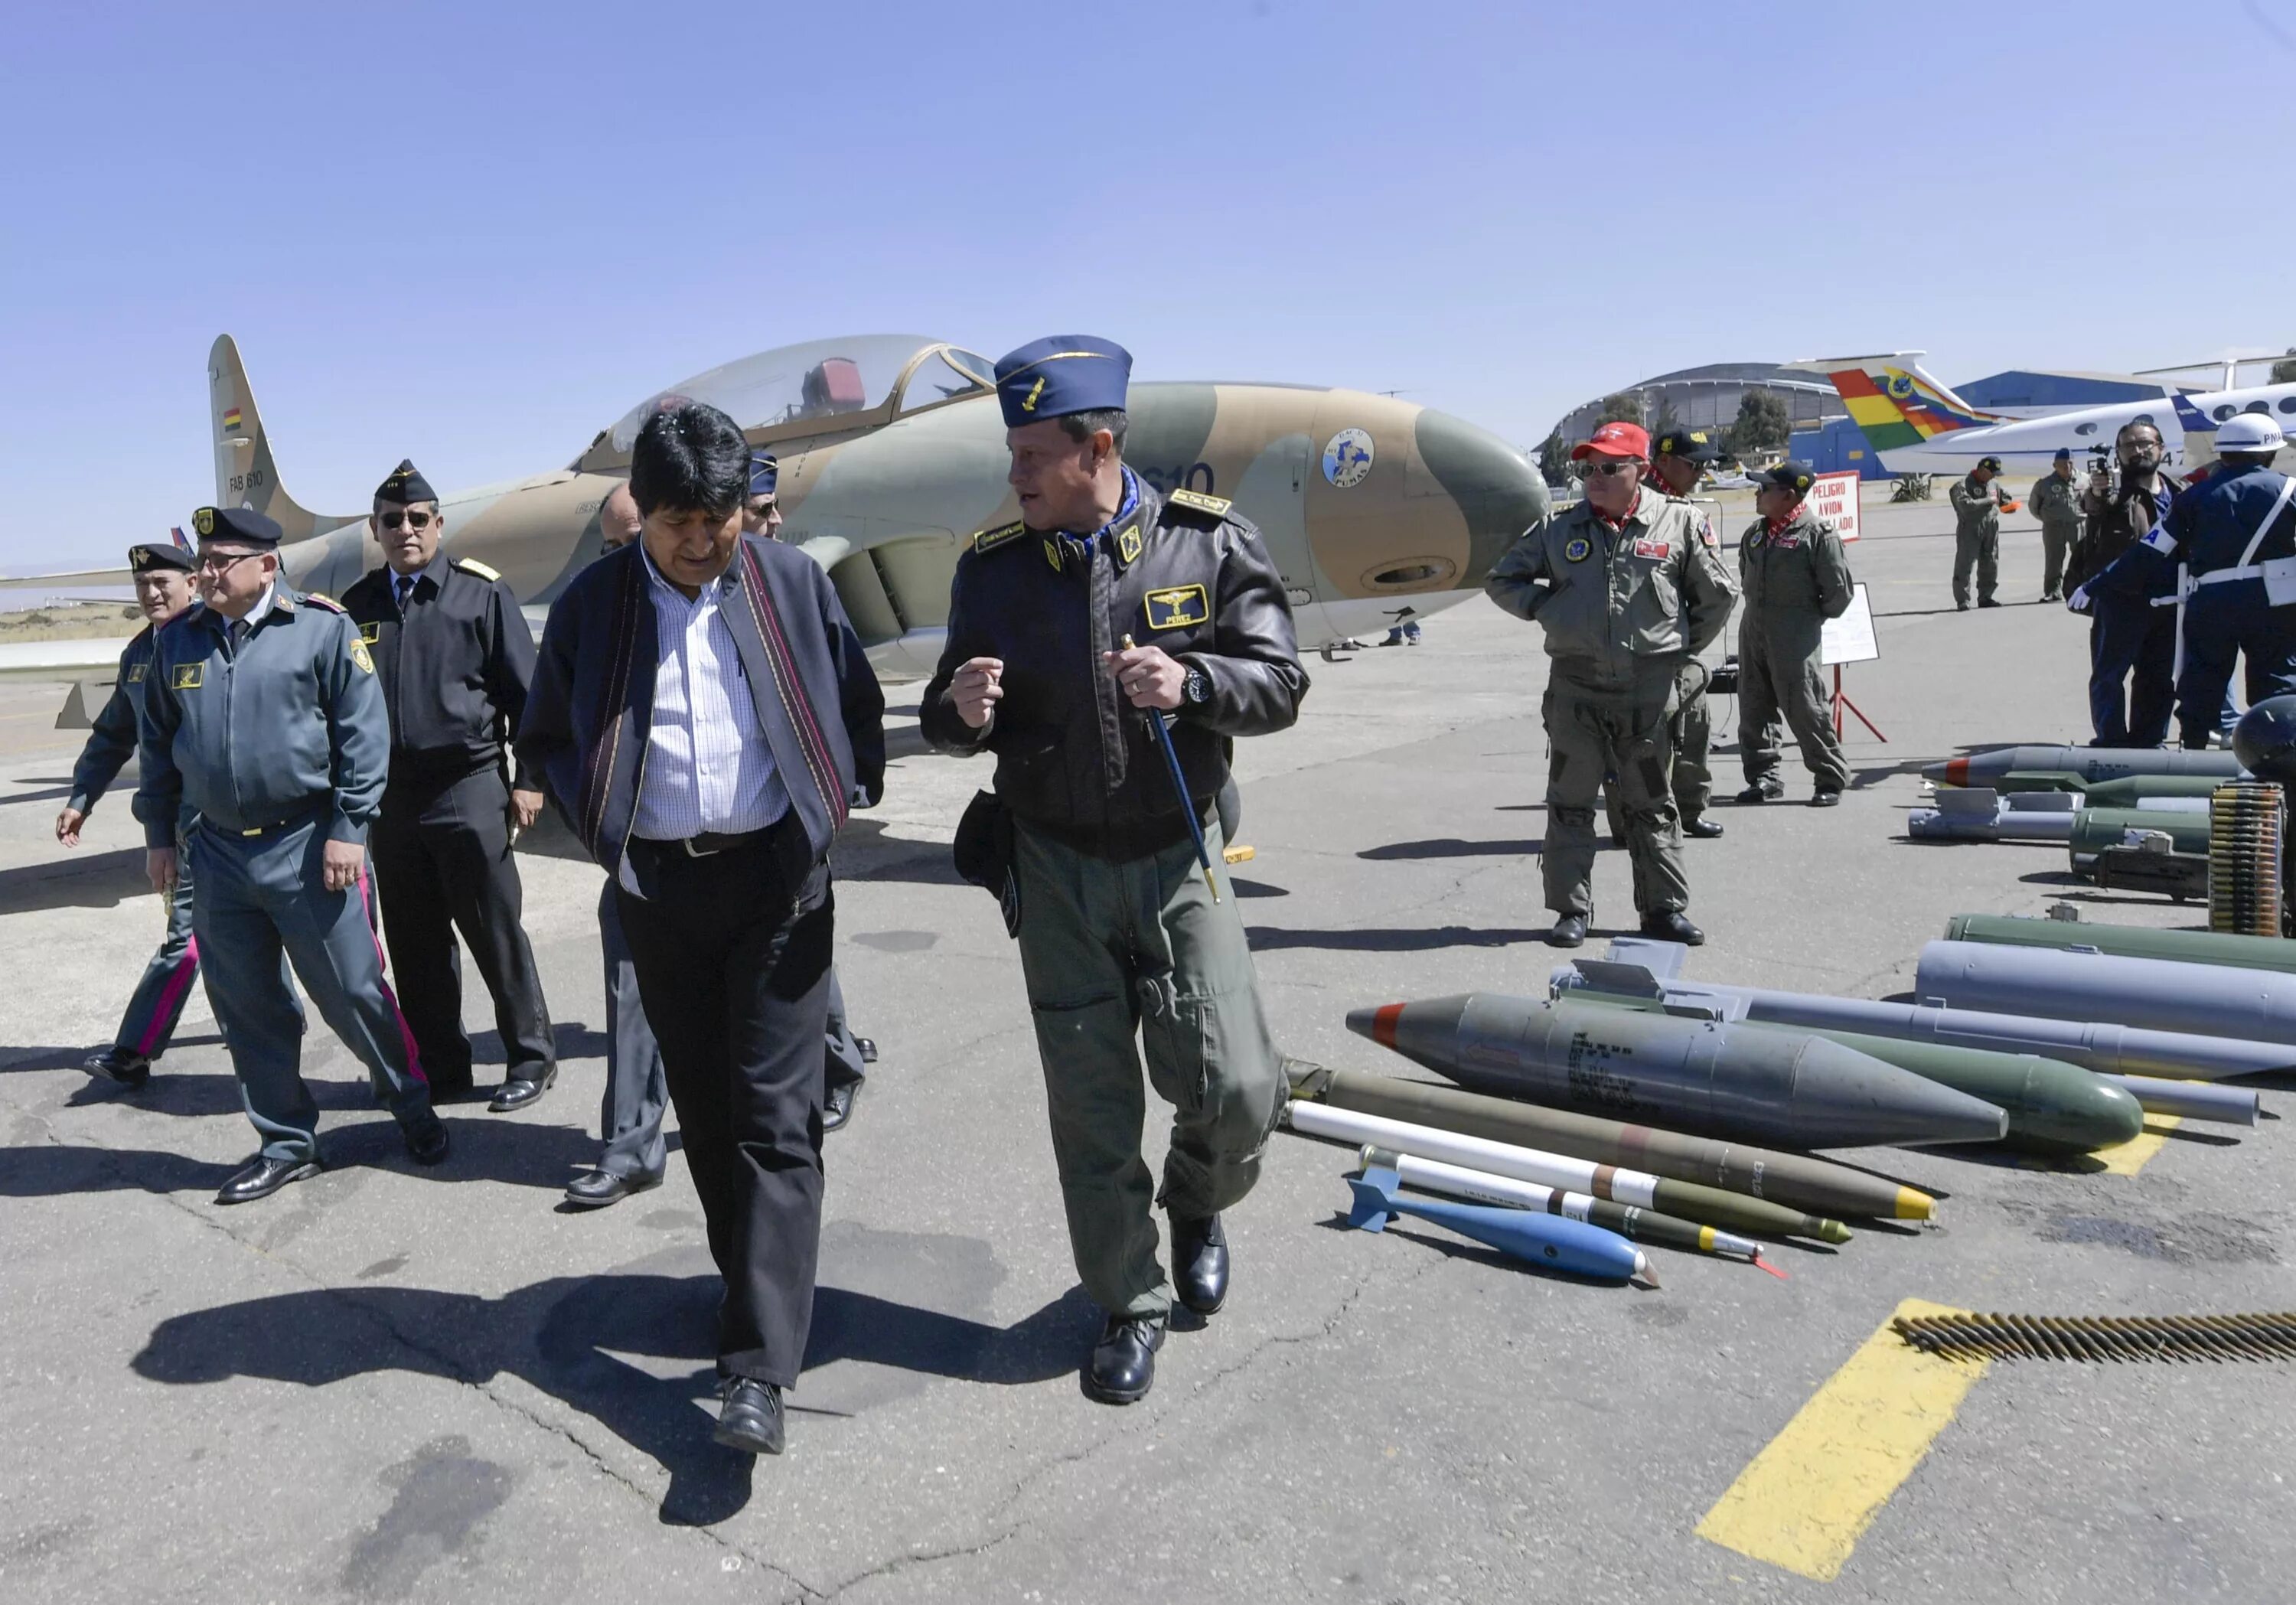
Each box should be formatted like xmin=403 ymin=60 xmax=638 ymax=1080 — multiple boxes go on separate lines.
xmin=394 ymin=575 xmax=414 ymax=614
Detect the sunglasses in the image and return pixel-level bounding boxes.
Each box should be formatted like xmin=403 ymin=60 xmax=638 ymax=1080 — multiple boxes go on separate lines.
xmin=380 ymin=510 xmax=435 ymax=530
xmin=1583 ymin=459 xmax=1642 ymax=478
xmin=193 ymin=550 xmax=263 ymax=574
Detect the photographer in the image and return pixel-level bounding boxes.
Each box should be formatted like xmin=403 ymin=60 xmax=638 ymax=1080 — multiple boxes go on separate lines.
xmin=2065 ymin=422 xmax=2175 ymax=745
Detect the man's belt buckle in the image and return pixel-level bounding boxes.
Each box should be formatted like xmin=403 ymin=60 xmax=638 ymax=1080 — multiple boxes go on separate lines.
xmin=680 ymin=837 xmax=719 ymax=857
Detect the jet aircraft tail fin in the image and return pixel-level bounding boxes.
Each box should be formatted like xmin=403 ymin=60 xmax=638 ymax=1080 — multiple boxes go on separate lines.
xmin=209 ymin=334 xmax=335 ymax=543
xmin=1783 ymin=353 xmax=2006 ymax=454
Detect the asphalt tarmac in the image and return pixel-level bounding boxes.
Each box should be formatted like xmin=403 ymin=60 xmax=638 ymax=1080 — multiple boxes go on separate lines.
xmin=3 ymin=494 xmax=2289 ymax=1603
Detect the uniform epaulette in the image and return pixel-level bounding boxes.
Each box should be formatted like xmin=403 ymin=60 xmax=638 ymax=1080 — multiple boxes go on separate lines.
xmin=455 ymin=556 xmax=503 ymax=582
xmin=973 ymin=520 xmax=1029 ymax=554
xmin=1164 ymin=488 xmax=1233 ymax=521
xmin=301 ymin=592 xmax=344 ymax=613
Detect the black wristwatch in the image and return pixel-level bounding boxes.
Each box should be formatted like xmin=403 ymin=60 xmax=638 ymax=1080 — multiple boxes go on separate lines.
xmin=1182 ymin=666 xmax=1212 ymax=707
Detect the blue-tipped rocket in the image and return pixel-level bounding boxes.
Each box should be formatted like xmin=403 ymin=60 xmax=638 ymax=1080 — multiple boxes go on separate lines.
xmin=1345 ymin=1165 xmax=1651 ymax=1284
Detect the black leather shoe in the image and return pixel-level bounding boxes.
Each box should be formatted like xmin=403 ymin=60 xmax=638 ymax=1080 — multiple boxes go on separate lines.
xmin=1548 ymin=913 xmax=1588 ymax=948
xmin=83 ymin=1047 xmax=152 ymax=1088
xmin=564 ymin=1168 xmax=660 ymax=1209
xmin=1810 ymin=788 xmax=1844 ymax=808
xmin=1171 ymin=1213 xmax=1229 ymax=1315
xmin=1978 ymin=598 xmax=2002 ymax=608
xmin=1640 ymin=909 xmax=1706 ymax=946
xmin=1084 ymin=1313 xmax=1166 ymax=1404
xmin=855 ymin=1036 xmax=879 ymax=1065
xmin=216 ymin=1153 xmax=321 ymax=1205
xmin=488 ymin=1065 xmax=558 ymax=1113
xmin=823 ymin=1076 xmax=862 ymax=1134
xmin=403 ymin=1116 xmax=451 ymax=1166
xmin=713 ymin=1378 xmax=786 ymax=1455
xmin=1682 ymin=815 xmax=1726 ymax=839
xmin=1735 ymin=783 xmax=1783 ymax=804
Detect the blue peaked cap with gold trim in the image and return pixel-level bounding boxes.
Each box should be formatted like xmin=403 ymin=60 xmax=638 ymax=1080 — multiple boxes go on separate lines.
xmin=994 ymin=334 xmax=1131 ymax=427
xmin=748 ymin=451 xmax=778 ymax=499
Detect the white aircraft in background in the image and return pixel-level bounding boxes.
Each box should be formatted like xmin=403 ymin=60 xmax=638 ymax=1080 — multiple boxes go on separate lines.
xmin=1787 ymin=351 xmax=2296 ymax=477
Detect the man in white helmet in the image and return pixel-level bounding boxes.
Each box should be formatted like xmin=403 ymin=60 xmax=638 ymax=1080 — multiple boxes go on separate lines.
xmin=2079 ymin=413 xmax=2296 ymax=748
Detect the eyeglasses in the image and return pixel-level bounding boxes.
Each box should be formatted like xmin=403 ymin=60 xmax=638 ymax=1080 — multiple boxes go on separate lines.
xmin=380 ymin=510 xmax=435 ymax=530
xmin=192 ymin=550 xmax=263 ymax=574
xmin=1582 ymin=460 xmax=1642 ymax=478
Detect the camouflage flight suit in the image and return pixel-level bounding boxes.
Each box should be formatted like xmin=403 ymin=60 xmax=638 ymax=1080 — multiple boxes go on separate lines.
xmin=1487 ymin=486 xmax=1737 ymax=918
xmin=1949 ymin=473 xmax=2007 ymax=606
xmin=1737 ymin=507 xmax=1854 ymax=794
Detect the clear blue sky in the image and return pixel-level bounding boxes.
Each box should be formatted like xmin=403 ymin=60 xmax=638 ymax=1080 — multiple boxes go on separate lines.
xmin=4 ymin=0 xmax=2293 ymax=571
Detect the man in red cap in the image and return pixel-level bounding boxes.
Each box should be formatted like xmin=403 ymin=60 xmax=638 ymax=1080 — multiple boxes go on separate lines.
xmin=1486 ymin=421 xmax=1738 ymax=947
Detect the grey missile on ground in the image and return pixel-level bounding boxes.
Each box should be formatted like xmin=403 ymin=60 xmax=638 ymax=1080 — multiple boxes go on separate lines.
xmin=1948 ymin=912 xmax=2296 ymax=977
xmin=1916 ymin=939 xmax=2296 ymax=1049
xmin=1550 ymin=944 xmax=2296 ymax=1083
xmin=1929 ymin=747 xmax=2245 ymax=790
xmin=2100 ymin=1075 xmax=2260 ymax=1126
xmin=1561 ymin=987 xmax=2143 ymax=1150
xmin=1286 ymin=1062 xmax=1929 ymax=1222
xmin=1909 ymin=792 xmax=2206 ymax=844
xmin=1348 ymin=993 xmax=2007 ymax=1150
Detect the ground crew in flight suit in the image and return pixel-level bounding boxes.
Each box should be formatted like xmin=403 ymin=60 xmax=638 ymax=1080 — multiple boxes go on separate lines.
xmin=1615 ymin=426 xmax=1729 ymax=840
xmin=1489 ymin=422 xmax=1736 ymax=950
xmin=342 ymin=459 xmax=556 ymax=1112
xmin=2028 ymin=448 xmax=2082 ymax=602
xmin=1731 ymin=462 xmax=1855 ymax=806
xmin=2084 ymin=413 xmax=2296 ymax=747
xmin=58 ymin=540 xmax=306 ymax=1084
xmin=1949 ymin=454 xmax=2013 ymax=609
xmin=922 ymin=335 xmax=1308 ymax=1406
xmin=136 ymin=506 xmax=445 ymax=1205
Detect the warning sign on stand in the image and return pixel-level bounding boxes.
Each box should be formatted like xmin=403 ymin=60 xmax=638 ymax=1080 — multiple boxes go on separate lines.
xmin=1809 ymin=471 xmax=1861 ymax=541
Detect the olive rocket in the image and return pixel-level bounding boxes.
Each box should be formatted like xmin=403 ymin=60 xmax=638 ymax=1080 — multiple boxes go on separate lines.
xmin=1284 ymin=1062 xmax=1924 ymax=1221
xmin=1346 ymin=993 xmax=2008 ymax=1150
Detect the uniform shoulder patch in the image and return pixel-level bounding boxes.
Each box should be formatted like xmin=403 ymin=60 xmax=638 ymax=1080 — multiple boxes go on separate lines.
xmin=301 ymin=592 xmax=345 ymax=613
xmin=1164 ymin=488 xmax=1233 ymax=520
xmin=973 ymin=520 xmax=1029 ymax=554
xmin=454 ymin=556 xmax=504 ymax=582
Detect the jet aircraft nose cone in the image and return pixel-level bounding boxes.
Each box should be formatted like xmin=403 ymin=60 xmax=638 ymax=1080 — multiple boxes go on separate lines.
xmin=1413 ymin=409 xmax=1551 ymax=584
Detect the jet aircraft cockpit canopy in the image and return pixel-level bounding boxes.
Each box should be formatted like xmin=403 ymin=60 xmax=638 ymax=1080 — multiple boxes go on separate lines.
xmin=598 ymin=334 xmax=997 ymax=455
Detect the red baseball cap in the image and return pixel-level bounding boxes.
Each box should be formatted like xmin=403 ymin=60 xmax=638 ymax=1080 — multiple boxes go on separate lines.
xmin=1572 ymin=421 xmax=1650 ymax=462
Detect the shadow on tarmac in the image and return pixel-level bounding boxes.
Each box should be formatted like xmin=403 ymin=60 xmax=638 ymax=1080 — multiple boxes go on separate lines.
xmin=1357 ymin=837 xmax=1542 ymax=861
xmin=1245 ymin=925 xmax=1551 ymax=952
xmin=0 ymin=846 xmax=148 ymax=911
xmin=130 ymin=1268 xmax=1095 ymax=1526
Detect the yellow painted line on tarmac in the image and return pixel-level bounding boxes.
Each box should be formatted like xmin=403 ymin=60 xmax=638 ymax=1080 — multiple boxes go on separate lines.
xmin=2092 ymin=1114 xmax=2183 ymax=1176
xmin=1695 ymin=1297 xmax=1987 ymax=1583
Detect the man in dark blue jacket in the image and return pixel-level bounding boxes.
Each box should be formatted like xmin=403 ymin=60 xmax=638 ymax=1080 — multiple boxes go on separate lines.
xmin=517 ymin=403 xmax=884 ymax=1457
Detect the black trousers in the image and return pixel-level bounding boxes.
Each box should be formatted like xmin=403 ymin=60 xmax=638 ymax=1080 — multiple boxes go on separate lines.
xmin=370 ymin=766 xmax=555 ymax=1087
xmin=617 ymin=826 xmax=832 ymax=1386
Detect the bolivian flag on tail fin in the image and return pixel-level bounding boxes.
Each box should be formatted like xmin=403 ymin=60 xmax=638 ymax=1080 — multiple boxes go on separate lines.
xmin=170 ymin=525 xmax=191 ymax=553
xmin=220 ymin=407 xmax=243 ymax=433
xmin=1783 ymin=354 xmax=2005 ymax=452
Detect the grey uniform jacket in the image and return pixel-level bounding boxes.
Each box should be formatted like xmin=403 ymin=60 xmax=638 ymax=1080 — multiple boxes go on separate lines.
xmin=2030 ymin=473 xmax=2082 ymax=529
xmin=1738 ymin=509 xmax=1854 ymax=654
xmin=1484 ymin=486 xmax=1738 ymax=690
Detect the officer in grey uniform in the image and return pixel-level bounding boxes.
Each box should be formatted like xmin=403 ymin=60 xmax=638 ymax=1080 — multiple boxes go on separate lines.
xmin=58 ymin=541 xmax=304 ymax=1084
xmin=2028 ymin=448 xmax=2081 ymax=602
xmin=922 ymin=335 xmax=1307 ymax=1405
xmin=135 ymin=507 xmax=446 ymax=1205
xmin=740 ymin=451 xmax=876 ymax=1131
xmin=1486 ymin=420 xmax=1737 ymax=950
xmin=1949 ymin=454 xmax=2011 ymax=609
xmin=1731 ymin=462 xmax=1855 ymax=807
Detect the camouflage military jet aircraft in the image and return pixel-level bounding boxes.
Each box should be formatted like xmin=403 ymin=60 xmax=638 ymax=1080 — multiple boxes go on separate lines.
xmin=5 ymin=332 xmax=1546 ymax=700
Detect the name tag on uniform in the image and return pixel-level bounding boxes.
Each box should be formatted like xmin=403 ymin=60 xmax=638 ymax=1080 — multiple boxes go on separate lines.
xmin=1632 ymin=538 xmax=1672 ymax=560
xmin=1143 ymin=584 xmax=1211 ymax=631
xmin=126 ymin=664 xmax=147 ymax=683
xmin=171 ymin=664 xmax=203 ymax=690
xmin=359 ymin=622 xmax=381 ymax=644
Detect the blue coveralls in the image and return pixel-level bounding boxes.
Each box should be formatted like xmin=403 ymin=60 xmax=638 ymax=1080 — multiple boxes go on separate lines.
xmin=67 ymin=617 xmax=305 ymax=1062
xmin=2085 ymin=480 xmax=2178 ymax=748
xmin=135 ymin=586 xmax=432 ymax=1162
xmin=2093 ymin=462 xmax=2296 ymax=749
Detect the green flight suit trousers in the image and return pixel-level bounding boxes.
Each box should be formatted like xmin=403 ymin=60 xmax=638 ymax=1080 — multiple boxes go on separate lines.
xmin=1013 ymin=817 xmax=1284 ymax=1321
xmin=1545 ymin=658 xmax=1688 ymax=918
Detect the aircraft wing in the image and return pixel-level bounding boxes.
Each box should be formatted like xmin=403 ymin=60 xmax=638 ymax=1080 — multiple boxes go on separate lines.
xmin=0 ymin=637 xmax=132 ymax=685
xmin=3 ymin=564 xmax=135 ymax=590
